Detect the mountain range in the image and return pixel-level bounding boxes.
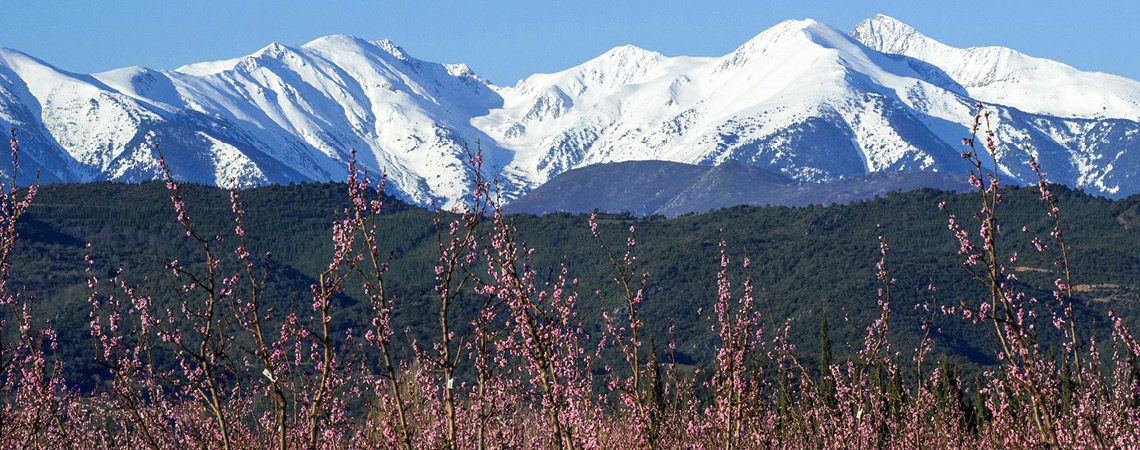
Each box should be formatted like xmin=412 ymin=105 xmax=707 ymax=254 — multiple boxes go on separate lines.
xmin=0 ymin=15 xmax=1137 ymax=209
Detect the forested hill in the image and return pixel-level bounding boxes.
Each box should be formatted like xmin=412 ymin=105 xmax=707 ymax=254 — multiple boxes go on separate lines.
xmin=12 ymin=181 xmax=1140 ymax=384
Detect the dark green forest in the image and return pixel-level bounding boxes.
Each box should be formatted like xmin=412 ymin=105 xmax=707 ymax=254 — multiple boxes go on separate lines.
xmin=11 ymin=181 xmax=1140 ymax=387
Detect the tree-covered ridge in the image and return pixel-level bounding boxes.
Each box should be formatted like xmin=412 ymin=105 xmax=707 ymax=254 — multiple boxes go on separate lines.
xmin=12 ymin=179 xmax=1140 ymax=382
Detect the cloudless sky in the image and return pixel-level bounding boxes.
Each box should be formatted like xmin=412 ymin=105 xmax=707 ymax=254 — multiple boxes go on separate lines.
xmin=3 ymin=1 xmax=1138 ymax=86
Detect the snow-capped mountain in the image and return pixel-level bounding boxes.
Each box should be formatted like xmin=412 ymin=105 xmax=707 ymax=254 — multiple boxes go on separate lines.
xmin=0 ymin=15 xmax=1138 ymax=208
xmin=0 ymin=36 xmax=511 ymax=205
xmin=850 ymin=15 xmax=1140 ymax=120
xmin=483 ymin=15 xmax=1140 ymax=198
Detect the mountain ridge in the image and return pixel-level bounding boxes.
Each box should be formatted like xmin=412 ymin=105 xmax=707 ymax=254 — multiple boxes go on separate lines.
xmin=0 ymin=16 xmax=1137 ymax=208
xmin=501 ymin=159 xmax=976 ymax=217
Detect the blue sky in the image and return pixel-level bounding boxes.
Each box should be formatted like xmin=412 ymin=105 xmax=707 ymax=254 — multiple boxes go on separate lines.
xmin=4 ymin=1 xmax=1138 ymax=86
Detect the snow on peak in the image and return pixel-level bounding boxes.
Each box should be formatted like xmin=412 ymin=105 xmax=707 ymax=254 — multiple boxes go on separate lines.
xmin=0 ymin=47 xmax=114 ymax=100
xmin=2 ymin=22 xmax=1140 ymax=208
xmin=299 ymin=35 xmax=376 ymax=57
xmin=177 ymin=36 xmax=372 ymax=77
xmin=91 ymin=66 xmax=185 ymax=109
xmin=849 ymin=15 xmax=931 ymax=55
xmin=718 ymin=18 xmax=859 ymax=72
xmin=253 ymin=42 xmax=294 ymax=59
xmin=729 ymin=19 xmax=814 ymax=56
xmin=176 ymin=42 xmax=301 ymax=76
xmin=577 ymin=44 xmax=667 ymax=87
xmin=176 ymin=57 xmax=243 ymax=76
xmin=443 ymin=63 xmax=489 ymax=84
xmin=735 ymin=19 xmax=834 ymax=48
xmin=599 ymin=44 xmax=660 ymax=62
xmin=503 ymin=43 xmax=669 ymax=101
xmin=303 ymin=34 xmax=368 ymax=47
xmin=370 ymin=39 xmax=410 ymax=61
xmin=0 ymin=47 xmax=47 ymax=68
xmin=849 ymin=15 xmax=1140 ymax=119
xmin=0 ymin=47 xmax=89 ymax=84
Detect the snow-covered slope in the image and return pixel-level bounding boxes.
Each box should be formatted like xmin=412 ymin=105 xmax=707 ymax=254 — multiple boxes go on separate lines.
xmin=847 ymin=15 xmax=1140 ymax=195
xmin=850 ymin=14 xmax=1140 ymax=120
xmin=0 ymin=36 xmax=510 ymax=206
xmin=479 ymin=16 xmax=1140 ymax=197
xmin=479 ymin=19 xmax=977 ymax=187
xmin=0 ymin=17 xmax=1137 ymax=207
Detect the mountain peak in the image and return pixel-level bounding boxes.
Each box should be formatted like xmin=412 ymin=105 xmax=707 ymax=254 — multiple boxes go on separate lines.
xmin=1 ymin=17 xmax=1139 ymax=209
xmin=591 ymin=44 xmax=664 ymax=73
xmin=849 ymin=14 xmax=1140 ymax=120
xmin=771 ymin=18 xmax=823 ymax=31
xmin=863 ymin=14 xmax=915 ymax=32
xmin=717 ymin=18 xmax=850 ymax=73
xmin=0 ymin=46 xmax=36 ymax=64
xmin=601 ymin=44 xmax=658 ymax=60
xmin=731 ymin=18 xmax=853 ymax=57
xmin=742 ymin=18 xmax=823 ymax=44
xmin=849 ymin=15 xmax=933 ymax=55
xmin=370 ymin=39 xmax=410 ymax=60
xmin=302 ymin=34 xmax=371 ymax=52
xmin=506 ymin=43 xmax=666 ymax=95
xmin=239 ymin=41 xmax=303 ymax=65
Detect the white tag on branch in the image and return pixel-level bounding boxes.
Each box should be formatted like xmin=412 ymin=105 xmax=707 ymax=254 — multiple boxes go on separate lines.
xmin=262 ymin=368 xmax=278 ymax=383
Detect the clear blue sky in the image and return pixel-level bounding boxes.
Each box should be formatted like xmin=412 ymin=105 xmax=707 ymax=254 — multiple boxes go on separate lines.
xmin=4 ymin=1 xmax=1138 ymax=86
